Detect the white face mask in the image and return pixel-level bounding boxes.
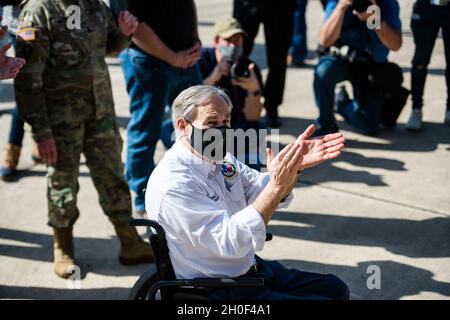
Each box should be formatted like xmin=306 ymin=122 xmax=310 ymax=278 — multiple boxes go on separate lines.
xmin=219 ymin=44 xmax=243 ymax=62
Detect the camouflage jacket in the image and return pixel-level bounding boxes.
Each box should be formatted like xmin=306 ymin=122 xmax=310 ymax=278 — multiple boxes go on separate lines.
xmin=14 ymin=0 xmax=130 ymax=141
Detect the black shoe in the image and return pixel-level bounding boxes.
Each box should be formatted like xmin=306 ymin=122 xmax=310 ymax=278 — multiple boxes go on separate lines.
xmin=265 ymin=115 xmax=282 ymax=128
xmin=311 ymin=125 xmax=339 ymax=138
xmin=334 ymin=85 xmax=350 ymax=114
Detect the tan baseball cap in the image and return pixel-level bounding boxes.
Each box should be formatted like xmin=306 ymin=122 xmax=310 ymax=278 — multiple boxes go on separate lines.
xmin=214 ymin=18 xmax=247 ymax=39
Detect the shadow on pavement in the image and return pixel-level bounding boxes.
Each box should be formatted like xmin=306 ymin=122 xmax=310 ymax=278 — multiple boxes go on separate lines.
xmin=279 ymin=116 xmax=450 ymax=153
xmin=344 ymin=122 xmax=450 ymax=153
xmin=117 ymin=116 xmax=129 ymax=129
xmin=277 ymin=117 xmax=408 ymax=186
xmin=1 ymin=169 xmax=91 ymax=183
xmin=0 ymin=285 xmax=132 ymax=300
xmin=277 ymin=259 xmax=450 ymax=300
xmin=0 ymin=228 xmax=154 ymax=279
xmin=268 ymin=211 xmax=450 ymax=258
xmin=0 ymin=107 xmax=13 ymax=117
xmin=2 ymin=258 xmax=446 ymax=299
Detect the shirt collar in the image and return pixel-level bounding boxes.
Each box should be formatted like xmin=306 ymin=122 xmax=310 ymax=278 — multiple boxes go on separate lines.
xmin=172 ymin=140 xmax=218 ymax=178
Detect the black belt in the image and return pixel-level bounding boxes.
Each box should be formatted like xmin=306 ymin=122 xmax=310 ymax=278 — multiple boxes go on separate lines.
xmin=243 ymin=261 xmax=259 ymax=275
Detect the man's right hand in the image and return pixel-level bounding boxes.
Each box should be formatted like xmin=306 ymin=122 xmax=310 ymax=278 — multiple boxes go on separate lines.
xmin=266 ymin=143 xmax=304 ymax=195
xmin=171 ymin=42 xmax=202 ymax=69
xmin=0 ymin=44 xmax=26 ymax=80
xmin=37 ymin=138 xmax=57 ymax=165
xmin=210 ymin=59 xmax=230 ymax=83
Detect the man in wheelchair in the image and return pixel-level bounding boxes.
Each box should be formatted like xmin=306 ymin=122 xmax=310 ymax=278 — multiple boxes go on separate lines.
xmin=144 ymin=85 xmax=349 ymax=300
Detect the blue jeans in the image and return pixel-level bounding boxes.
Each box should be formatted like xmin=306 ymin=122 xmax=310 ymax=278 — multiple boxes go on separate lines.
xmin=314 ymin=56 xmax=382 ymax=135
xmin=207 ymin=256 xmax=350 ymax=300
xmin=4 ymin=34 xmax=25 ymax=146
xmin=120 ymin=48 xmax=202 ymax=212
xmin=289 ymin=0 xmax=308 ymax=65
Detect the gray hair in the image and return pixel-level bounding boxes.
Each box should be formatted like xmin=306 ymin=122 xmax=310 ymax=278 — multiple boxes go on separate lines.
xmin=172 ymin=85 xmax=233 ymax=124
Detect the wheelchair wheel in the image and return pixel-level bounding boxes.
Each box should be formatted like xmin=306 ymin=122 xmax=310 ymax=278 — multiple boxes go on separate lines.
xmin=128 ymin=268 xmax=159 ymax=300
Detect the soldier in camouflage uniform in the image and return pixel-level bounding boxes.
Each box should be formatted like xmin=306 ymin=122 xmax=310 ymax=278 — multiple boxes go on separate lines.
xmin=14 ymin=0 xmax=154 ymax=279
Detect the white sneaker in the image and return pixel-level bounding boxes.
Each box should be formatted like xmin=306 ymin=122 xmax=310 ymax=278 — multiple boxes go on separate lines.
xmin=406 ymin=109 xmax=423 ymax=131
xmin=445 ymin=110 xmax=450 ymax=126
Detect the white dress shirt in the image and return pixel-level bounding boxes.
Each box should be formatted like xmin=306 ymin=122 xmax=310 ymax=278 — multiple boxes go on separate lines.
xmin=145 ymin=140 xmax=293 ymax=279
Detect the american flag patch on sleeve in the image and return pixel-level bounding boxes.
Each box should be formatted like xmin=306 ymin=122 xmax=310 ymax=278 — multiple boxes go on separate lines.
xmin=17 ymin=27 xmax=37 ymax=41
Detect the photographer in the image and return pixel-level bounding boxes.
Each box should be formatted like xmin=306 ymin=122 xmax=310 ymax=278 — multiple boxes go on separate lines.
xmin=161 ymin=18 xmax=265 ymax=170
xmin=406 ymin=0 xmax=450 ymax=131
xmin=201 ymin=18 xmax=263 ymax=130
xmin=313 ymin=0 xmax=404 ymax=136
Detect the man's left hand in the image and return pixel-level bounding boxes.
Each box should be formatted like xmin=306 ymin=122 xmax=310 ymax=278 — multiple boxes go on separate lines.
xmin=232 ymin=63 xmax=260 ymax=93
xmin=118 ymin=10 xmax=139 ymax=37
xmin=294 ymin=124 xmax=345 ymax=170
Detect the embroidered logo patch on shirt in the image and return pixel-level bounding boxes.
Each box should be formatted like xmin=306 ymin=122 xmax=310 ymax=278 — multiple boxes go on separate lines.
xmin=17 ymin=27 xmax=37 ymax=41
xmin=221 ymin=161 xmax=237 ymax=179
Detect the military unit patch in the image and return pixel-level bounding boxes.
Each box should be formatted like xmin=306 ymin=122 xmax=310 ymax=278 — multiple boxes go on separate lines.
xmin=17 ymin=27 xmax=37 ymax=41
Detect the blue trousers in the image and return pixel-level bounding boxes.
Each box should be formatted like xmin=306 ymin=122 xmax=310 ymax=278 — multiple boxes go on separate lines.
xmin=207 ymin=256 xmax=350 ymax=300
xmin=289 ymin=0 xmax=308 ymax=65
xmin=120 ymin=48 xmax=202 ymax=212
xmin=314 ymin=56 xmax=383 ymax=135
xmin=4 ymin=34 xmax=24 ymax=146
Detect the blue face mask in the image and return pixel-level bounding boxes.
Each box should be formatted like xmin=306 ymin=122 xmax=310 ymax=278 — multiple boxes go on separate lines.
xmin=219 ymin=44 xmax=243 ymax=62
xmin=186 ymin=120 xmax=229 ymax=161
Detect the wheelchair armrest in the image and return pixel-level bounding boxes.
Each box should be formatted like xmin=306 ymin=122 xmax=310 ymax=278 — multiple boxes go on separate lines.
xmin=148 ymin=277 xmax=264 ymax=299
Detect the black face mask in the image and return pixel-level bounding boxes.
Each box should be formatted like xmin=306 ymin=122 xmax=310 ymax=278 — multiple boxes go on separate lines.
xmin=186 ymin=120 xmax=229 ymax=161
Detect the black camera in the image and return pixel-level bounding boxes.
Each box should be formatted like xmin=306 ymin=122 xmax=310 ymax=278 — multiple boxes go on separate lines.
xmin=430 ymin=0 xmax=450 ymax=5
xmin=330 ymin=45 xmax=373 ymax=65
xmin=230 ymin=58 xmax=251 ymax=80
xmin=352 ymin=0 xmax=372 ymax=12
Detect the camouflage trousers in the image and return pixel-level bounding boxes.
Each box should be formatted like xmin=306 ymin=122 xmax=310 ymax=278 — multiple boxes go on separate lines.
xmin=47 ymin=116 xmax=132 ymax=228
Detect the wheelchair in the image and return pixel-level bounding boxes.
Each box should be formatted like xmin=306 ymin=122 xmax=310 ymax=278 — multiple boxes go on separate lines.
xmin=128 ymin=219 xmax=272 ymax=300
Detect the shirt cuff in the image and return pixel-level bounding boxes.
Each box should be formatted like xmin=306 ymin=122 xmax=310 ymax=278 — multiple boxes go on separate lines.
xmin=31 ymin=127 xmax=53 ymax=142
xmin=232 ymin=205 xmax=266 ymax=252
xmin=278 ymin=191 xmax=294 ymax=209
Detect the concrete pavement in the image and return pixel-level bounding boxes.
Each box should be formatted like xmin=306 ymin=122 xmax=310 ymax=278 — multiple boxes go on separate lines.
xmin=0 ymin=0 xmax=449 ymax=299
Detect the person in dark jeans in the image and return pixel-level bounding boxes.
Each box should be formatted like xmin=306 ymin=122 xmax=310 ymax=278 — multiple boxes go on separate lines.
xmin=406 ymin=0 xmax=450 ymax=131
xmin=287 ymin=0 xmax=327 ymax=67
xmin=160 ymin=18 xmax=265 ymax=170
xmin=0 ymin=2 xmax=41 ymax=181
xmin=233 ymin=0 xmax=296 ymax=128
xmin=120 ymin=0 xmax=202 ymax=216
xmin=313 ymin=0 xmax=403 ymax=136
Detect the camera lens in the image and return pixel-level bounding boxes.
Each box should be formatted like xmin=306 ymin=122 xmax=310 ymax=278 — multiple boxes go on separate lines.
xmin=353 ymin=0 xmax=372 ymax=12
xmin=231 ymin=59 xmax=250 ymax=80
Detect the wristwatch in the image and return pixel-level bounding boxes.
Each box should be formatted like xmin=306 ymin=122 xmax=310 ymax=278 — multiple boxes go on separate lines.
xmin=247 ymin=89 xmax=261 ymax=97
